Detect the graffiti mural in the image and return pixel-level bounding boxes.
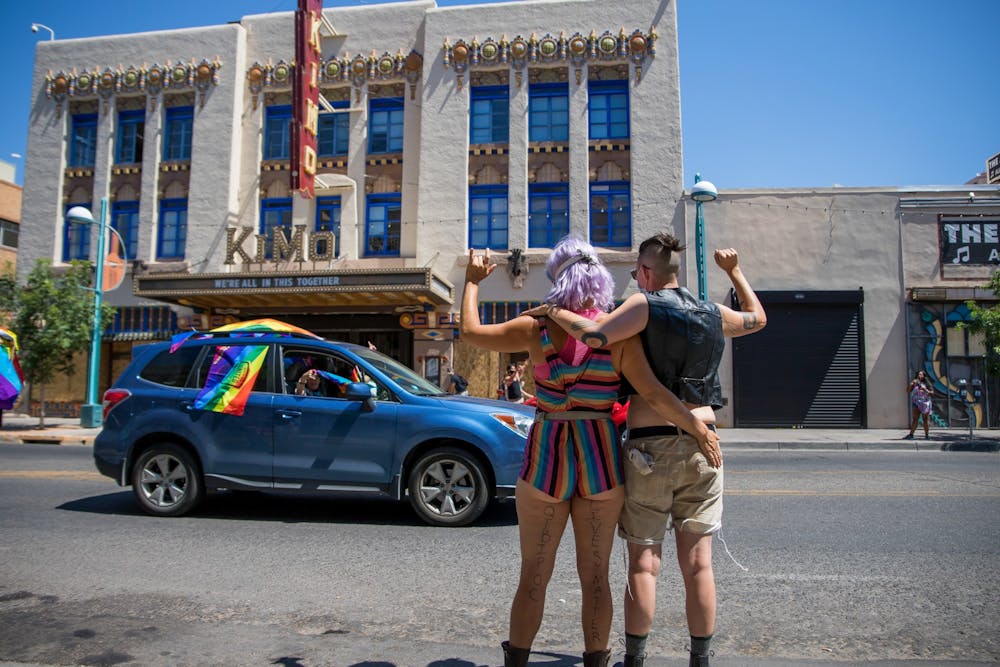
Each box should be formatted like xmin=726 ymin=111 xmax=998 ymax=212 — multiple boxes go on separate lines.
xmin=907 ymin=303 xmax=993 ymax=428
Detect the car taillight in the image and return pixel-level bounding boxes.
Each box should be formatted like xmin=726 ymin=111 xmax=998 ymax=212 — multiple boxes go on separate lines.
xmin=102 ymin=389 xmax=131 ymax=420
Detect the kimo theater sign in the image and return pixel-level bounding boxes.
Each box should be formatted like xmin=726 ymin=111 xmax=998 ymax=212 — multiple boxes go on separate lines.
xmin=225 ymin=225 xmax=337 ymax=263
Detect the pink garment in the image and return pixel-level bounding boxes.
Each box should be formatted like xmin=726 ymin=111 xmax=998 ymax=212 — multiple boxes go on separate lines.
xmin=533 ymin=308 xmax=601 ymax=382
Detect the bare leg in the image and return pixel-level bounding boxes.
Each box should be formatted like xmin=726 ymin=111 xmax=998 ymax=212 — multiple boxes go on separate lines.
xmin=907 ymin=406 xmax=919 ymax=436
xmin=570 ymin=486 xmax=624 ymax=653
xmin=675 ymin=531 xmax=715 ymax=637
xmin=922 ymin=413 xmax=930 ymax=437
xmin=509 ymin=480 xmax=571 ymax=649
xmin=624 ymin=541 xmax=662 ymax=636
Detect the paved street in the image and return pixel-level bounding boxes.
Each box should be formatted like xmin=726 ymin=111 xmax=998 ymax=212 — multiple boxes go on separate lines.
xmin=0 ymin=443 xmax=997 ymax=666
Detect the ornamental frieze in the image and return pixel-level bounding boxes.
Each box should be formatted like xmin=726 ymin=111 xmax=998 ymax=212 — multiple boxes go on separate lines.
xmin=245 ymin=49 xmax=424 ymax=108
xmin=443 ymin=27 xmax=657 ymax=88
xmin=44 ymin=58 xmax=222 ymax=114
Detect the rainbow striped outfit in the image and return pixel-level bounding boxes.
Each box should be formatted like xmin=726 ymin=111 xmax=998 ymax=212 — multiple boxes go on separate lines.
xmin=520 ymin=320 xmax=624 ymax=500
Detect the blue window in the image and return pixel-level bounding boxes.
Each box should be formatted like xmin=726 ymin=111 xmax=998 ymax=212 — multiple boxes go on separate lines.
xmin=368 ymin=98 xmax=404 ymax=154
xmin=315 ymin=196 xmax=342 ymax=257
xmin=529 ymin=83 xmax=569 ymax=142
xmin=69 ymin=114 xmax=97 ymax=168
xmin=470 ymin=86 xmax=509 ymax=144
xmin=264 ymin=105 xmax=292 ymax=160
xmin=111 ymin=200 xmax=140 ymax=260
xmin=260 ymin=198 xmax=293 ymax=259
xmin=62 ymin=203 xmax=91 ymax=262
xmin=116 ymin=109 xmax=145 ymax=164
xmin=157 ymin=199 xmax=187 ymax=260
xmin=164 ymin=106 xmax=193 ymax=161
xmin=590 ymin=182 xmax=631 ymax=247
xmin=365 ymin=194 xmax=401 ymax=256
xmin=318 ymin=101 xmax=350 ymax=157
xmin=528 ymin=183 xmax=569 ymax=248
xmin=469 ymin=185 xmax=508 ymax=249
xmin=588 ymin=80 xmax=629 ymax=140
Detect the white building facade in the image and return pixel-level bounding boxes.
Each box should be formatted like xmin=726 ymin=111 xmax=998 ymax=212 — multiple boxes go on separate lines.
xmin=18 ymin=0 xmax=1000 ymax=427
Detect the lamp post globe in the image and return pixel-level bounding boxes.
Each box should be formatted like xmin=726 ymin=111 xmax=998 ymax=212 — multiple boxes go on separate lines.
xmin=66 ymin=205 xmax=96 ymax=226
xmin=691 ymin=173 xmax=718 ymax=301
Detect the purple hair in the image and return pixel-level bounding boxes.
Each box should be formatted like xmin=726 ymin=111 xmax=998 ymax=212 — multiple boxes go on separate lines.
xmin=544 ymin=236 xmax=615 ymax=312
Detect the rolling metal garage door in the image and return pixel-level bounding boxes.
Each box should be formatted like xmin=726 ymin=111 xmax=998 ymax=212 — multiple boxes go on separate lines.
xmin=733 ymin=290 xmax=866 ymax=428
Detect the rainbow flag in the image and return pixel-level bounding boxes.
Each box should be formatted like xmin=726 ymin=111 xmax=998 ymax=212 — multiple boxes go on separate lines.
xmin=0 ymin=328 xmax=23 ymax=411
xmin=193 ymin=345 xmax=268 ymax=416
xmin=170 ymin=319 xmax=321 ymax=355
xmin=316 ymin=370 xmax=352 ymax=385
xmin=211 ymin=318 xmax=320 ymax=338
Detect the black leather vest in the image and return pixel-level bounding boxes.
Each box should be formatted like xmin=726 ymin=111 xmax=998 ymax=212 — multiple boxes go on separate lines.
xmin=632 ymin=287 xmax=725 ymax=410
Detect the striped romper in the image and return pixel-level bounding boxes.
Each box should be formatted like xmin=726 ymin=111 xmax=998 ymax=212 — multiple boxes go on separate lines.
xmin=520 ymin=318 xmax=625 ymax=500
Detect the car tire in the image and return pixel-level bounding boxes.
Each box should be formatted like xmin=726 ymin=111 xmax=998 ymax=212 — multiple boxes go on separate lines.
xmin=131 ymin=443 xmax=203 ymax=517
xmin=407 ymin=448 xmax=489 ymax=527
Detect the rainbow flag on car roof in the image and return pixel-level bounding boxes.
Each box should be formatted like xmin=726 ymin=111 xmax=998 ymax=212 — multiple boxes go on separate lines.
xmin=169 ymin=318 xmax=321 ymax=354
xmin=193 ymin=345 xmax=269 ymax=416
xmin=211 ymin=318 xmax=321 ymax=338
xmin=0 ymin=328 xmax=24 ymax=411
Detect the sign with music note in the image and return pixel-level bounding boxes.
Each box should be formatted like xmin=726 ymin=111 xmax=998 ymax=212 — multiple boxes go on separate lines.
xmin=940 ymin=217 xmax=1000 ymax=266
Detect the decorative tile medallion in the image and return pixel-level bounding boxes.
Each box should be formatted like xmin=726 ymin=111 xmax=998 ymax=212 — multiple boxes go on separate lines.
xmin=444 ymin=27 xmax=657 ymax=87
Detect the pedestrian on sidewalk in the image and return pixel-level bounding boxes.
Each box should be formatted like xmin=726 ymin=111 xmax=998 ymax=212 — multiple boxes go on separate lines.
xmin=460 ymin=237 xmax=717 ymax=667
xmin=904 ymin=370 xmax=932 ymax=440
xmin=534 ymin=235 xmax=766 ymax=667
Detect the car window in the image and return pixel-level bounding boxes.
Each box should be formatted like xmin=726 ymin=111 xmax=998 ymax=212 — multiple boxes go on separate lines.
xmin=189 ymin=344 xmax=270 ymax=393
xmin=281 ymin=347 xmax=389 ymax=401
xmin=353 ymin=346 xmax=446 ymax=397
xmin=139 ymin=345 xmax=202 ymax=387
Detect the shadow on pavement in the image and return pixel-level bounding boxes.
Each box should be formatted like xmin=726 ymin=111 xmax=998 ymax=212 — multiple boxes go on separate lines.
xmin=940 ymin=439 xmax=1000 ymax=452
xmin=343 ymin=650 xmax=580 ymax=667
xmin=56 ymin=489 xmax=519 ymax=528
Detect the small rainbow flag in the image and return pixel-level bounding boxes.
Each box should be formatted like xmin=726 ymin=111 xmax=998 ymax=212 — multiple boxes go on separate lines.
xmin=316 ymin=370 xmax=352 ymax=385
xmin=193 ymin=345 xmax=269 ymax=416
xmin=0 ymin=328 xmax=24 ymax=411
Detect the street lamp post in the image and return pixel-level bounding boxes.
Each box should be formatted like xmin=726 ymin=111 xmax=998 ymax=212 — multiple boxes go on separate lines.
xmin=67 ymin=198 xmax=108 ymax=428
xmin=690 ymin=173 xmax=718 ymax=302
xmin=30 ymin=23 xmax=55 ymax=40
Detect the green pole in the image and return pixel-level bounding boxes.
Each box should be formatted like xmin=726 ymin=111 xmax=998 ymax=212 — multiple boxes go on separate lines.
xmin=694 ymin=173 xmax=707 ymax=301
xmin=81 ymin=197 xmax=108 ymax=428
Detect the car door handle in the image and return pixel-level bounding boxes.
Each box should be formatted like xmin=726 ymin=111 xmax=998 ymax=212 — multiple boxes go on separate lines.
xmin=276 ymin=409 xmax=302 ymax=420
xmin=181 ymin=401 xmax=196 ymax=412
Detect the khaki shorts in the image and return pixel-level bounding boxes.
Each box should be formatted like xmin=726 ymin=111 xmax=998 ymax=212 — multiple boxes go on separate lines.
xmin=618 ymin=432 xmax=723 ymax=545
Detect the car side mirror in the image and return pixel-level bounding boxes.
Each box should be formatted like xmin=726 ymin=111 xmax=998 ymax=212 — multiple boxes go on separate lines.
xmin=345 ymin=382 xmax=377 ymax=412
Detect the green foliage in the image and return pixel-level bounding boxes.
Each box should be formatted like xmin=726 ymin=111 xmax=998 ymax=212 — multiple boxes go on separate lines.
xmin=1 ymin=259 xmax=116 ymax=387
xmin=0 ymin=262 xmax=15 ymax=314
xmin=961 ymin=270 xmax=1000 ymax=375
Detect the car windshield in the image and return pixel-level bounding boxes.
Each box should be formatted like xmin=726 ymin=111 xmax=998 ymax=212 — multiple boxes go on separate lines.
xmin=353 ymin=347 xmax=446 ymax=396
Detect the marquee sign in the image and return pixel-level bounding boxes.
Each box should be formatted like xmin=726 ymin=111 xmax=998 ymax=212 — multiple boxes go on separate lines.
xmin=940 ymin=216 xmax=1000 ymax=265
xmin=291 ymin=0 xmax=323 ymax=197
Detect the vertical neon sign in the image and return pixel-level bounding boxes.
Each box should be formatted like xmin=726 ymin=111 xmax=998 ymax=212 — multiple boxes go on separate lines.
xmin=291 ymin=0 xmax=323 ymax=198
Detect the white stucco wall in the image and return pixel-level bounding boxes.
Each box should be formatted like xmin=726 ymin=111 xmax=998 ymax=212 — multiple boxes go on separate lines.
xmin=419 ymin=0 xmax=681 ymax=300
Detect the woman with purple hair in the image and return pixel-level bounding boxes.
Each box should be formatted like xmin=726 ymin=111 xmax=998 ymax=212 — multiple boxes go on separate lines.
xmin=460 ymin=236 xmax=719 ymax=667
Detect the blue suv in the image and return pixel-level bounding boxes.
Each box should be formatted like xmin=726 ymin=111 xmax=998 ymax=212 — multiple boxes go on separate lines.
xmin=94 ymin=328 xmax=533 ymax=526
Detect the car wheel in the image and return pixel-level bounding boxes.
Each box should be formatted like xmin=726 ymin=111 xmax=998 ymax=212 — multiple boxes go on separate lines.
xmin=131 ymin=443 xmax=203 ymax=517
xmin=407 ymin=448 xmax=489 ymax=527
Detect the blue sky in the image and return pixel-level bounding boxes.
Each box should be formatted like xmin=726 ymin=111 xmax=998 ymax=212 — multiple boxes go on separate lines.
xmin=1 ymin=0 xmax=997 ymax=189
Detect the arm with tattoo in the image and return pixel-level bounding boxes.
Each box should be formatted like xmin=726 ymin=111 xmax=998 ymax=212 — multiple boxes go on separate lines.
xmin=714 ymin=248 xmax=766 ymax=338
xmin=545 ymin=294 xmax=648 ymax=349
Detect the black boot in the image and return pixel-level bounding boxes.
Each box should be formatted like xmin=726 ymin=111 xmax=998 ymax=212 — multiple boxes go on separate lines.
xmin=689 ymin=653 xmax=710 ymax=667
xmin=623 ymin=654 xmax=645 ymax=667
xmin=502 ymin=640 xmax=530 ymax=667
xmin=583 ymin=648 xmax=610 ymax=667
